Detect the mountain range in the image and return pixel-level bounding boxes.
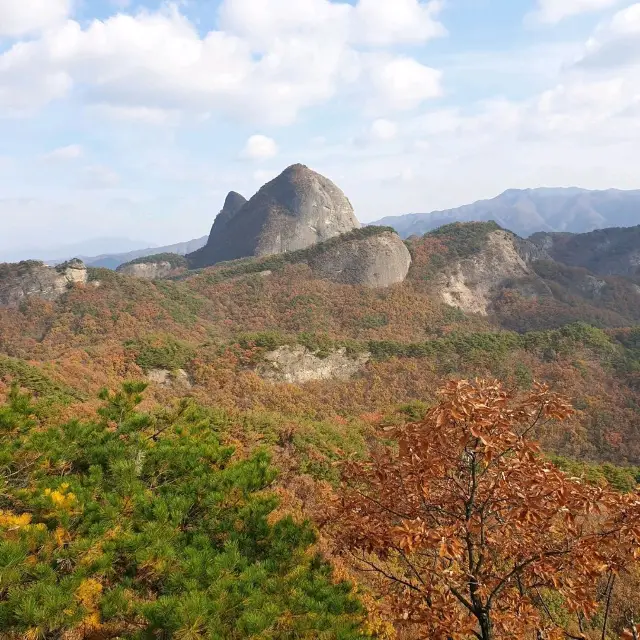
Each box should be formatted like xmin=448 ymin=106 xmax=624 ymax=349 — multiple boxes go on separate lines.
xmin=372 ymin=187 xmax=640 ymax=239
xmin=16 ymin=186 xmax=640 ymax=270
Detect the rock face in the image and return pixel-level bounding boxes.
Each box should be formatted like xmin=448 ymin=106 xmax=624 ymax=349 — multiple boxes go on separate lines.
xmin=0 ymin=259 xmax=88 ymax=308
xmin=433 ymin=231 xmax=549 ymax=315
xmin=530 ymin=226 xmax=640 ymax=278
xmin=117 ymin=261 xmax=180 ymax=280
xmin=187 ymin=165 xmax=360 ymax=268
xmin=258 ymin=345 xmax=370 ymax=384
xmin=147 ymin=368 xmax=192 ymax=389
xmin=308 ymin=231 xmax=411 ymax=287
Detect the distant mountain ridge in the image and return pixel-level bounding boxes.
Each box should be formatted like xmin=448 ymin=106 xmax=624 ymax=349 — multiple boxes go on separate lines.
xmin=372 ymin=187 xmax=640 ymax=238
xmin=51 ymin=236 xmax=209 ymax=270
xmin=530 ymin=225 xmax=640 ymax=278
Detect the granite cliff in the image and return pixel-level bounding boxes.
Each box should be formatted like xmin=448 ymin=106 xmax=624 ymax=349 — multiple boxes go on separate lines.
xmin=187 ymin=164 xmax=359 ymax=268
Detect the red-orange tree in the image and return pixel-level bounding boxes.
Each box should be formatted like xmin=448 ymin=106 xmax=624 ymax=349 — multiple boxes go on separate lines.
xmin=330 ymin=379 xmax=640 ymax=640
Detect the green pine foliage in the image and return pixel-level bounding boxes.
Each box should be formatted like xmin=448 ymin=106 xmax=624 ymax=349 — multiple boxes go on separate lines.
xmin=425 ymin=221 xmax=502 ymax=259
xmin=0 ymin=384 xmax=369 ymax=639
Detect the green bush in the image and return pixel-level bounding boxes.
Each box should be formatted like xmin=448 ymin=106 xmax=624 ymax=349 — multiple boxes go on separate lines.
xmin=426 ymin=221 xmax=502 ymax=258
xmin=125 ymin=335 xmax=195 ymax=371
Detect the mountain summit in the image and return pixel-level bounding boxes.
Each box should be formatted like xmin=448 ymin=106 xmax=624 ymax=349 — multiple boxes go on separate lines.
xmin=188 ymin=164 xmax=360 ymax=268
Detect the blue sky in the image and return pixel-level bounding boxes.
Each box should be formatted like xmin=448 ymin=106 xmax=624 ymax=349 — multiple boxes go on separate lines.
xmin=1 ymin=0 xmax=639 ymax=258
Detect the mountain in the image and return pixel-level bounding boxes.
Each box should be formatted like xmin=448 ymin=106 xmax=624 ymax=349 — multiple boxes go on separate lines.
xmin=407 ymin=221 xmax=640 ymax=331
xmin=57 ymin=236 xmax=208 ymax=270
xmin=187 ymin=164 xmax=360 ymax=269
xmin=530 ymin=225 xmax=640 ymax=278
xmin=373 ymin=187 xmax=640 ymax=238
xmin=2 ymin=237 xmax=152 ymax=264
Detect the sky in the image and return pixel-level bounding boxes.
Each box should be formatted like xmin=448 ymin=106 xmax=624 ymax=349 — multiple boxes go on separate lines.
xmin=1 ymin=0 xmax=640 ymax=258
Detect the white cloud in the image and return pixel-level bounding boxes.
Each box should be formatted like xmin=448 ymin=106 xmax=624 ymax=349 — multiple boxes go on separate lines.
xmin=41 ymin=144 xmax=83 ymax=161
xmin=242 ymin=135 xmax=279 ymax=160
xmin=576 ymin=3 xmax=640 ymax=68
xmin=528 ymin=0 xmax=620 ymax=25
xmin=366 ymin=55 xmax=443 ymax=111
xmin=0 ymin=1 xmax=445 ymax=123
xmin=0 ymin=0 xmax=70 ymax=37
xmin=351 ymin=0 xmax=446 ymax=45
xmin=89 ymin=105 xmax=183 ymax=126
xmin=370 ymin=118 xmax=398 ymax=140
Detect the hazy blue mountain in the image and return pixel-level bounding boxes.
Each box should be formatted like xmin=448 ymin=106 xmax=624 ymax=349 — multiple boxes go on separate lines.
xmin=2 ymin=238 xmax=152 ymax=264
xmin=74 ymin=236 xmax=209 ymax=270
xmin=372 ymin=188 xmax=640 ymax=238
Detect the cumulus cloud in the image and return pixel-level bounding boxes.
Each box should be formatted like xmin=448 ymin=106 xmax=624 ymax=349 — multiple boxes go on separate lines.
xmin=41 ymin=144 xmax=83 ymax=161
xmin=576 ymin=3 xmax=640 ymax=68
xmin=351 ymin=0 xmax=446 ymax=45
xmin=0 ymin=0 xmax=70 ymax=37
xmin=366 ymin=55 xmax=442 ymax=112
xmin=242 ymin=135 xmax=279 ymax=160
xmin=0 ymin=1 xmax=444 ymax=123
xmin=528 ymin=0 xmax=620 ymax=24
xmin=370 ymin=118 xmax=398 ymax=140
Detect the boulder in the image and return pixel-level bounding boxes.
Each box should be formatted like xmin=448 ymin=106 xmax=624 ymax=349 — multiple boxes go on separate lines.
xmin=258 ymin=345 xmax=370 ymax=384
xmin=308 ymin=231 xmax=411 ymax=288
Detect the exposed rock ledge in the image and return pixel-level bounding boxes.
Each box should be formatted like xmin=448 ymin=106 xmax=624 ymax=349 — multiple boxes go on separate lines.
xmin=308 ymin=231 xmax=412 ymax=288
xmin=117 ymin=261 xmax=181 ymax=280
xmin=147 ymin=368 xmax=192 ymax=389
xmin=433 ymin=230 xmax=546 ymax=315
xmin=0 ymin=259 xmax=88 ymax=308
xmin=258 ymin=345 xmax=370 ymax=384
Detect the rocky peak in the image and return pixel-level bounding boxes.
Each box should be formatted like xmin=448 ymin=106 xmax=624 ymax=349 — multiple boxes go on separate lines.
xmin=210 ymin=191 xmax=248 ymax=234
xmin=187 ymin=164 xmax=360 ymax=268
xmin=0 ymin=259 xmax=88 ymax=308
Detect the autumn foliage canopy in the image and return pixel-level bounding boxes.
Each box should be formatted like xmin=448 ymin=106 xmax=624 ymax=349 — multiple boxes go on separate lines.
xmin=330 ymin=379 xmax=640 ymax=640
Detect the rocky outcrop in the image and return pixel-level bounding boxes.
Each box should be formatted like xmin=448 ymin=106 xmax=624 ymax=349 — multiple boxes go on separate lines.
xmin=147 ymin=368 xmax=192 ymax=389
xmin=116 ymin=254 xmax=187 ymax=280
xmin=212 ymin=191 xmax=248 ymax=231
xmin=258 ymin=345 xmax=370 ymax=384
xmin=117 ymin=261 xmax=181 ymax=280
xmin=308 ymin=231 xmax=411 ymax=287
xmin=433 ymin=230 xmax=550 ymax=315
xmin=187 ymin=165 xmax=360 ymax=268
xmin=0 ymin=259 xmax=88 ymax=308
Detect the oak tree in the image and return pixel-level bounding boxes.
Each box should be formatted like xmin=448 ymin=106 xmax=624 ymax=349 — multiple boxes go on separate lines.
xmin=330 ymin=379 xmax=640 ymax=640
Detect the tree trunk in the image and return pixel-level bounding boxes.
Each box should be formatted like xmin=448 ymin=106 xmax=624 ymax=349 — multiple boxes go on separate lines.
xmin=478 ymin=612 xmax=493 ymax=640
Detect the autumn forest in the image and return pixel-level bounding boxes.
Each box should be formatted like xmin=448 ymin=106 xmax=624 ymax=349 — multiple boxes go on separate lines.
xmin=2 ymin=222 xmax=640 ymax=639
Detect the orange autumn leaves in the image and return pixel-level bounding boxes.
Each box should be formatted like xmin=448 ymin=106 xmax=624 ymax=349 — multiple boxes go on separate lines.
xmin=329 ymin=379 xmax=640 ymax=640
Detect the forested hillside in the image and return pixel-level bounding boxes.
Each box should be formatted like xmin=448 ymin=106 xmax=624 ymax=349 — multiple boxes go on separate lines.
xmin=2 ymin=221 xmax=640 ymax=639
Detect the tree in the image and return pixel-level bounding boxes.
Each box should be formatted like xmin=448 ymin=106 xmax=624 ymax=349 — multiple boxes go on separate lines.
xmin=0 ymin=384 xmax=368 ymax=639
xmin=329 ymin=379 xmax=640 ymax=640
